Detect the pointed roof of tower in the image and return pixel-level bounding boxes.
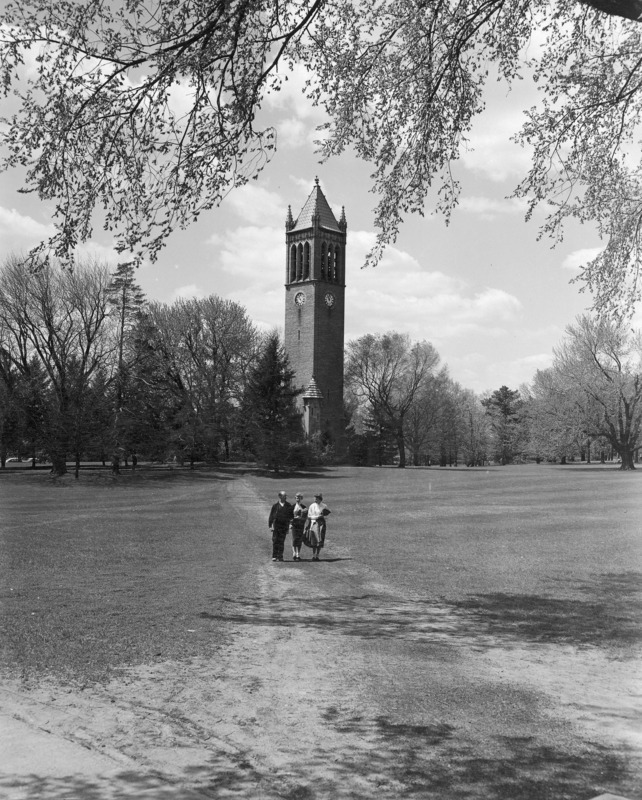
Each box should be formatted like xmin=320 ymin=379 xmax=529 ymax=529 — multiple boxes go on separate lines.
xmin=290 ymin=177 xmax=341 ymax=233
xmin=302 ymin=375 xmax=324 ymax=400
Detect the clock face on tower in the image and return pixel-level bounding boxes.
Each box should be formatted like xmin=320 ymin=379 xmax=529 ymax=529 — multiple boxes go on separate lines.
xmin=294 ymin=291 xmax=306 ymax=306
xmin=324 ymin=292 xmax=335 ymax=307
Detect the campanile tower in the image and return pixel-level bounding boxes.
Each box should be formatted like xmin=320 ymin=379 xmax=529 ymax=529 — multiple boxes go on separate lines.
xmin=284 ymin=179 xmax=346 ymax=454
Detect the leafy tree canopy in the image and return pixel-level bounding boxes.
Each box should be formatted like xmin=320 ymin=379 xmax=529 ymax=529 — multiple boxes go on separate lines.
xmin=2 ymin=1 xmax=642 ymax=313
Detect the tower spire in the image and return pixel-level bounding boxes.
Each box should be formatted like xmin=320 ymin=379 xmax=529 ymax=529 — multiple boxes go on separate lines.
xmin=283 ymin=178 xmax=346 ymax=456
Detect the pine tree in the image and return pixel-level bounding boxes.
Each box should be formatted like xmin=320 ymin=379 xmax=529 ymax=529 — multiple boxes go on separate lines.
xmin=241 ymin=332 xmax=303 ymax=471
xmin=482 ymin=386 xmax=525 ymax=466
xmin=107 ymin=263 xmax=147 ymax=471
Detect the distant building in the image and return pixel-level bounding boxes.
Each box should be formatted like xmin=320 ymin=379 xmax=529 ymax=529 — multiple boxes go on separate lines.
xmin=284 ymin=178 xmax=346 ymax=455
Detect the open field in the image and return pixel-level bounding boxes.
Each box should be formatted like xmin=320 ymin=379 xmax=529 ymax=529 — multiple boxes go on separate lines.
xmin=1 ymin=463 xmax=641 ymax=799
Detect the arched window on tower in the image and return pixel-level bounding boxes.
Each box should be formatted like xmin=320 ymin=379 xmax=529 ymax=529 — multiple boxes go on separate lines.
xmin=303 ymin=242 xmax=310 ymax=280
xmin=327 ymin=244 xmax=334 ymax=282
xmin=320 ymin=242 xmax=326 ymax=280
xmin=296 ymin=243 xmax=303 ymax=281
xmin=335 ymin=246 xmax=342 ymax=283
xmin=289 ymin=245 xmax=296 ymax=283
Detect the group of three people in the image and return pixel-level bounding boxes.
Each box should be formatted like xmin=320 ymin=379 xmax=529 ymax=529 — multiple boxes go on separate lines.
xmin=268 ymin=491 xmax=331 ymax=562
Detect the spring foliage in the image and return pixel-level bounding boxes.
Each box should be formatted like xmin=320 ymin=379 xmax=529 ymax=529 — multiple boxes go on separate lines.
xmin=2 ymin=1 xmax=642 ymax=313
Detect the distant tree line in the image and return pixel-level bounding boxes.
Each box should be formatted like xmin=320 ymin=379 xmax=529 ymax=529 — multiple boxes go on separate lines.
xmin=1 ymin=258 xmax=640 ymax=474
xmin=344 ymin=320 xmax=642 ymax=471
xmin=0 ymin=257 xmax=306 ymax=476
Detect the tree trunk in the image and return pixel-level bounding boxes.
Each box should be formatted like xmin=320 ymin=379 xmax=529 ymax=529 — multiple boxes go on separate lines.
xmin=50 ymin=450 xmax=67 ymax=476
xmin=396 ymin=426 xmax=406 ymax=468
xmin=620 ymin=449 xmax=636 ymax=470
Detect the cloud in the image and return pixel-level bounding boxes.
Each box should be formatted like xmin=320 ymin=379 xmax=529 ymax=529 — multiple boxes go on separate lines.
xmin=561 ymin=247 xmax=603 ymax=273
xmin=223 ymin=184 xmax=286 ymax=226
xmin=207 ymin=217 xmax=526 ymax=380
xmin=0 ymin=207 xmax=55 ymax=245
xmin=345 ymin=230 xmax=522 ymax=342
xmin=75 ymin=242 xmax=120 ymax=265
xmin=218 ymin=225 xmax=284 ymax=278
xmin=451 ymin=351 xmax=552 ymax=394
xmin=171 ymin=284 xmax=204 ymax=301
xmin=457 ymin=196 xmax=528 ymax=219
xmin=261 ymin=63 xmax=327 ymax=149
xmin=264 ymin=64 xmax=325 ymax=121
xmin=460 ymin=81 xmax=535 ymax=182
xmin=0 ymin=207 xmax=120 ymax=265
xmin=278 ymin=117 xmax=309 ymax=149
xmin=461 ymin=131 xmax=530 ymax=183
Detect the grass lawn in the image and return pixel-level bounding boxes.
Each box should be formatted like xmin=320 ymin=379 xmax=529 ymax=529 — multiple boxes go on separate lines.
xmin=2 ymin=461 xmax=640 ymax=681
xmin=251 ymin=461 xmax=642 ymax=604
xmin=1 ymin=461 xmax=641 ymax=799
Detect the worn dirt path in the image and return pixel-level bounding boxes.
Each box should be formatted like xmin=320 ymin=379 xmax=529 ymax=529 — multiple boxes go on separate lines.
xmin=1 ymin=474 xmax=640 ymax=799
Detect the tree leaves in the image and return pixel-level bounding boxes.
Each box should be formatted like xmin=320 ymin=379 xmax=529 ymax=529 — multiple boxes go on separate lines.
xmin=3 ymin=1 xmax=642 ymax=313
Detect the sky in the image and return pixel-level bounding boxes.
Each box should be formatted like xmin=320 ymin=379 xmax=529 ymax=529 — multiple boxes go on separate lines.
xmin=0 ymin=62 xmax=611 ymax=395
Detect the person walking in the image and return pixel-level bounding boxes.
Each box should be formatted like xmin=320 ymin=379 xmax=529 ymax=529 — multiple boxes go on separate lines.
xmin=268 ymin=491 xmax=293 ymax=562
xmin=304 ymin=493 xmax=331 ymax=561
xmin=290 ymin=492 xmax=307 ymax=561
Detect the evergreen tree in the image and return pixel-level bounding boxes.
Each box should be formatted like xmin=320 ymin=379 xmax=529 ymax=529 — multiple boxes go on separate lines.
xmin=482 ymin=386 xmax=525 ymax=465
xmin=107 ymin=263 xmax=147 ymax=471
xmin=241 ymin=332 xmax=303 ymax=471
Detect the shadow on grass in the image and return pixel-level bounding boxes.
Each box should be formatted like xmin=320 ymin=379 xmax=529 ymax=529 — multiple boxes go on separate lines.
xmin=200 ymin=575 xmax=642 ymax=650
xmin=199 ymin=593 xmax=464 ymax=645
xmin=453 ymin=571 xmax=642 ymax=647
xmin=314 ymin=704 xmax=637 ymax=800
xmin=278 ymin=557 xmax=353 ymax=563
xmin=2 ymin=718 xmax=635 ymax=800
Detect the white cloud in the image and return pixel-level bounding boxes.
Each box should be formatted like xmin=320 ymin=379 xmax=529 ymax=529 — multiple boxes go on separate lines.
xmin=75 ymin=242 xmax=120 ymax=265
xmin=264 ymin=64 xmax=325 ymax=121
xmin=0 ymin=207 xmax=55 ymax=245
xmin=223 ymin=184 xmax=286 ymax=226
xmin=0 ymin=207 xmax=120 ymax=265
xmin=461 ymin=131 xmax=530 ymax=183
xmin=206 ymin=224 xmax=285 ymax=328
xmin=561 ymin=247 xmax=603 ymax=273
xmin=460 ymin=79 xmax=535 ymax=183
xmin=458 ymin=196 xmax=528 ymax=219
xmin=171 ymin=284 xmax=204 ymax=301
xmin=343 ymin=230 xmax=523 ymax=343
xmin=218 ymin=225 xmax=284 ymax=278
xmin=210 ymin=222 xmax=521 ymax=341
xmin=451 ymin=351 xmax=552 ymax=394
xmin=278 ymin=117 xmax=309 ymax=149
xmin=261 ymin=63 xmax=328 ymax=150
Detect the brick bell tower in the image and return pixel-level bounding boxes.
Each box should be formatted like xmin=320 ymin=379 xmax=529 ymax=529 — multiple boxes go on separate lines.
xmin=284 ymin=178 xmax=346 ymax=455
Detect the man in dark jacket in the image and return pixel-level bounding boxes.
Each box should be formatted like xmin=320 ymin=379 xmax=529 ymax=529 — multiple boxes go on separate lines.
xmin=268 ymin=491 xmax=294 ymax=562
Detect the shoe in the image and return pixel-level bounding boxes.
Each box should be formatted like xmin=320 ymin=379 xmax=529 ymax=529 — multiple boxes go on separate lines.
xmin=272 ymin=557 xmax=277 ymax=561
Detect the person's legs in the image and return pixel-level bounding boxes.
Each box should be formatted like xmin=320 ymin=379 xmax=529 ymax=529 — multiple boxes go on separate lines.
xmin=292 ymin=527 xmax=303 ymax=560
xmin=274 ymin=526 xmax=288 ymax=561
